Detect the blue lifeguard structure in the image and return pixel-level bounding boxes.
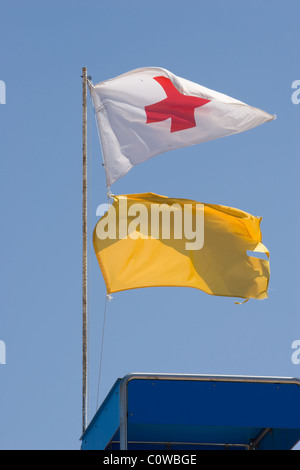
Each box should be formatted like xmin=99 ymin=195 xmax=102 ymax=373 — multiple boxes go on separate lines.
xmin=81 ymin=373 xmax=300 ymax=450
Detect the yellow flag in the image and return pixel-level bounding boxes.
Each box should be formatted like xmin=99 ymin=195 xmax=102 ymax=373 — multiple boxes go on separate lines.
xmin=93 ymin=193 xmax=270 ymax=300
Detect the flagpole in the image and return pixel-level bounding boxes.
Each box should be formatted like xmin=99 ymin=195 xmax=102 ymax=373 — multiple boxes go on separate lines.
xmin=82 ymin=66 xmax=88 ymax=434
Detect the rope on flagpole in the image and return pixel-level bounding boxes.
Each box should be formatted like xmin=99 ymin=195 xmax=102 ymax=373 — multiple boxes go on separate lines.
xmin=96 ymin=294 xmax=113 ymax=412
xmin=88 ymin=80 xmax=107 ymax=178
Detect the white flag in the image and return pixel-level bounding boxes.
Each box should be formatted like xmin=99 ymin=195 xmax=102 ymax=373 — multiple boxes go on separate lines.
xmin=90 ymin=67 xmax=275 ymax=187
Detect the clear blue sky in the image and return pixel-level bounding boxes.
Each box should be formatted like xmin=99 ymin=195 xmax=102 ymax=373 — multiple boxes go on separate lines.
xmin=0 ymin=0 xmax=299 ymax=450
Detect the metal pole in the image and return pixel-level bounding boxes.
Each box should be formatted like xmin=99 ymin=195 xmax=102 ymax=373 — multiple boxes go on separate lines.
xmin=82 ymin=67 xmax=88 ymax=434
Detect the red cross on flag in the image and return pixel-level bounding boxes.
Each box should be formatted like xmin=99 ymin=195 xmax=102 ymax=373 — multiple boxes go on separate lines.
xmin=90 ymin=67 xmax=275 ymax=187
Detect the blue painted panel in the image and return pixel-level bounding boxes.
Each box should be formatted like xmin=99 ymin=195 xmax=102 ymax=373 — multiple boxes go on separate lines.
xmin=127 ymin=378 xmax=300 ymax=430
